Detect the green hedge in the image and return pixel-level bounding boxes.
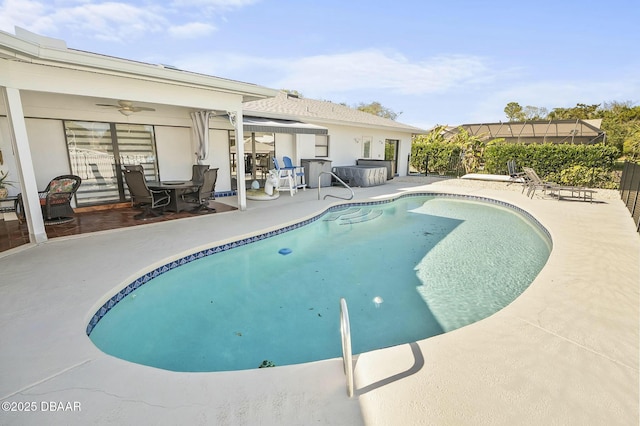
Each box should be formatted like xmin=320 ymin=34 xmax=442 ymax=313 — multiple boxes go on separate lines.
xmin=484 ymin=142 xmax=619 ymax=176
xmin=411 ymin=139 xmax=621 ymax=188
xmin=410 ymin=142 xmax=461 ymax=174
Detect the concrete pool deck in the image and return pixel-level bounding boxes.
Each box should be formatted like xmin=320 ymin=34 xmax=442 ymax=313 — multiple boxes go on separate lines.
xmin=0 ymin=177 xmax=638 ymax=425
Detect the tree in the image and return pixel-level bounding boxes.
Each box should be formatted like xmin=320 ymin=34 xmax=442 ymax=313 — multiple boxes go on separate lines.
xmin=523 ymin=106 xmax=548 ymax=120
xmin=504 ymin=102 xmax=525 ymax=121
xmin=356 ymin=101 xmax=401 ymax=120
xmin=548 ymin=103 xmax=600 ymax=120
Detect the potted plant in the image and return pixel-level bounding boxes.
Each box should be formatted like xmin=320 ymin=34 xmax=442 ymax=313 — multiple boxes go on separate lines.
xmin=0 ymin=170 xmax=14 ymax=199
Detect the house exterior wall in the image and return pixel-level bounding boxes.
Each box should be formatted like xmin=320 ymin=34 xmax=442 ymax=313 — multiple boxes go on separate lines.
xmin=0 ymin=92 xmax=239 ymax=197
xmin=305 ymin=122 xmax=412 ymax=176
xmin=264 ymin=124 xmax=412 ymax=176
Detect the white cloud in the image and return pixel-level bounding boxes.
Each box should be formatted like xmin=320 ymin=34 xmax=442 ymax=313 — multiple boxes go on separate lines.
xmin=0 ymin=0 xmax=51 ymax=33
xmin=177 ymin=49 xmax=494 ymax=97
xmin=169 ymin=22 xmax=217 ymax=39
xmin=48 ymin=2 xmax=168 ymax=42
xmin=0 ymin=0 xmax=168 ymax=42
xmin=0 ymin=0 xmax=252 ymax=43
xmin=275 ymin=50 xmax=490 ymax=95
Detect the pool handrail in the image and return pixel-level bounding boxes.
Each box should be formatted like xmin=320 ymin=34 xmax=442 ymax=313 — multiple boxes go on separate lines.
xmin=318 ymin=171 xmax=354 ymax=201
xmin=340 ymin=298 xmax=354 ymax=397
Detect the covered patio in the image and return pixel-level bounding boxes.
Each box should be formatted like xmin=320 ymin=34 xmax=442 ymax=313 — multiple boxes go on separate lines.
xmin=0 ymin=27 xmax=278 ymax=249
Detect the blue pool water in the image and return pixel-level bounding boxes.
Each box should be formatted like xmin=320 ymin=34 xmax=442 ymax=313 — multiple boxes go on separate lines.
xmin=88 ymin=194 xmax=551 ymax=372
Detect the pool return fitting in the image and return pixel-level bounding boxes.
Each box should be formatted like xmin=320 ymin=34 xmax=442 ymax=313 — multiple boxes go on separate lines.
xmin=340 ymin=298 xmax=354 ymax=397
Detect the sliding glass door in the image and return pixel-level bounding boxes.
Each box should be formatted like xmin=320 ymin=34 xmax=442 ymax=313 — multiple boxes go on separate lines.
xmin=64 ymin=121 xmax=159 ymax=206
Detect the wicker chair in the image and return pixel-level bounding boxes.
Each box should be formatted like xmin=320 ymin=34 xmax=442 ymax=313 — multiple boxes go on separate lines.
xmin=16 ymin=174 xmax=82 ymax=224
xmin=182 ymin=168 xmax=217 ymax=213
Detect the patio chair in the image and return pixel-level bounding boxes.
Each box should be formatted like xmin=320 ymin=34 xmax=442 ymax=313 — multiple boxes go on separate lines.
xmin=283 ymin=156 xmax=307 ymax=191
xmin=190 ymin=164 xmax=210 ymax=186
xmin=272 ymin=158 xmax=296 ymax=196
xmin=180 ymin=164 xmax=210 ymax=200
xmin=16 ymin=174 xmax=82 ymax=224
xmin=182 ymin=168 xmax=218 ymax=213
xmin=507 ymin=160 xmax=526 ymax=186
xmin=122 ymin=169 xmax=170 ymax=219
xmin=522 ymin=167 xmax=556 ymax=198
xmin=123 ymin=164 xmax=144 ymax=173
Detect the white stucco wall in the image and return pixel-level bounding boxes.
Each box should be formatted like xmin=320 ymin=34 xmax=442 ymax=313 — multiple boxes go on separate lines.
xmin=155 ymin=126 xmax=193 ymax=181
xmin=0 ymin=117 xmax=19 ymax=197
xmin=1 ymin=117 xmax=237 ymax=199
xmin=0 ymin=117 xmax=71 ymax=196
xmin=307 ymin=123 xmax=412 ymax=176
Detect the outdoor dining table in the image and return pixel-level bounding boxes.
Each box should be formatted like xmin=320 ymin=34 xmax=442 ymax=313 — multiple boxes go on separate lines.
xmin=147 ymin=180 xmax=199 ymax=213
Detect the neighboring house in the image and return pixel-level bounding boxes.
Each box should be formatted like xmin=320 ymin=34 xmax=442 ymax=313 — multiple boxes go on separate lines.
xmin=244 ymin=92 xmax=426 ymax=179
xmin=444 ymin=119 xmax=606 ymax=144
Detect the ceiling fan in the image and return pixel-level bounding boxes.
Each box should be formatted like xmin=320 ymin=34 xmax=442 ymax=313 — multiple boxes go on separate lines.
xmin=95 ymin=100 xmax=156 ymax=116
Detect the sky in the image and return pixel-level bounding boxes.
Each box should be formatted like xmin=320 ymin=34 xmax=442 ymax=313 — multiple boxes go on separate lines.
xmin=1 ymin=0 xmax=639 ymax=130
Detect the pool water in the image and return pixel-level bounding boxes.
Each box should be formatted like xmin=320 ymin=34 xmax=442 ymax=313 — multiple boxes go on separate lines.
xmin=89 ymin=195 xmax=551 ymax=372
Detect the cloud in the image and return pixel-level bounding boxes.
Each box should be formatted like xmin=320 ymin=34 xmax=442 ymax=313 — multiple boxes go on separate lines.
xmin=0 ymin=0 xmax=52 ymax=33
xmin=275 ymin=50 xmax=491 ymax=96
xmin=169 ymin=0 xmax=260 ymax=17
xmin=169 ymin=22 xmax=217 ymax=39
xmin=171 ymin=0 xmax=260 ymax=7
xmin=0 ymin=0 xmax=253 ymax=43
xmin=178 ymin=48 xmax=494 ymax=97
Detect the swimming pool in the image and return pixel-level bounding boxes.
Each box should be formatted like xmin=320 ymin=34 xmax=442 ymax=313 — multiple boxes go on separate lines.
xmin=87 ymin=193 xmax=551 ymax=372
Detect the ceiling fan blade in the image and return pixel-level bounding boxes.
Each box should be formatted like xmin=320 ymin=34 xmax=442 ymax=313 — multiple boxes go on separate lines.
xmin=95 ymin=103 xmax=120 ymax=108
xmin=131 ymin=107 xmax=156 ymax=112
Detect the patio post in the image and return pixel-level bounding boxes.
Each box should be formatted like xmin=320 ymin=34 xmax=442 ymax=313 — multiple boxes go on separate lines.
xmin=229 ymin=109 xmax=247 ymax=210
xmin=1 ymin=87 xmax=47 ymax=243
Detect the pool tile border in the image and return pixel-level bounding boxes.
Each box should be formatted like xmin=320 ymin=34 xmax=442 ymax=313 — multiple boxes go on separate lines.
xmin=86 ymin=192 xmax=551 ymax=335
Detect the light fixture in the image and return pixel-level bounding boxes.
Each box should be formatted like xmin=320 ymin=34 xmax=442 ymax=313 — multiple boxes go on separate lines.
xmin=119 ymin=109 xmax=134 ymax=117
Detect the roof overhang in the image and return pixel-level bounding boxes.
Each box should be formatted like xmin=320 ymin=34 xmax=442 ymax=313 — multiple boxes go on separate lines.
xmin=0 ymin=27 xmax=278 ymax=103
xmin=243 ymin=116 xmax=328 ymax=135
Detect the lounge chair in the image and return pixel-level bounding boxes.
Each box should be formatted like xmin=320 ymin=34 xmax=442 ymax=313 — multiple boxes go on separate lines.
xmin=507 ymin=160 xmax=526 ymax=186
xmin=522 ymin=168 xmax=597 ymax=202
xmin=122 ymin=169 xmax=170 ymax=219
xmin=522 ymin=167 xmax=556 ymax=198
xmin=182 ymin=168 xmax=218 ymax=213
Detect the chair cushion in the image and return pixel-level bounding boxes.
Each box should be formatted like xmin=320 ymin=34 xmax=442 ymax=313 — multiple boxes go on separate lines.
xmin=40 ymin=197 xmax=69 ymax=205
xmin=49 ymin=179 xmax=75 ymax=193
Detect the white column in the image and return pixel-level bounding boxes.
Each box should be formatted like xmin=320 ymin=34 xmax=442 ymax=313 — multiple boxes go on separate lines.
xmin=2 ymin=87 xmax=47 ymax=243
xmin=229 ymin=110 xmax=246 ymax=210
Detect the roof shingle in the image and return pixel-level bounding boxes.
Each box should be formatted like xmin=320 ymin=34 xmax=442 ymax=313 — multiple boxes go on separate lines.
xmin=244 ymin=91 xmax=426 ymax=133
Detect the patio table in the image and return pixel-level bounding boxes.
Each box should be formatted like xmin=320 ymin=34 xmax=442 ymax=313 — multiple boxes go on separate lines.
xmin=147 ymin=181 xmax=199 ymax=213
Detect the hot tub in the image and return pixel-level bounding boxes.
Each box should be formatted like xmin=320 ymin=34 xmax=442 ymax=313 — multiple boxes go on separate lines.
xmin=332 ymin=165 xmax=387 ymax=187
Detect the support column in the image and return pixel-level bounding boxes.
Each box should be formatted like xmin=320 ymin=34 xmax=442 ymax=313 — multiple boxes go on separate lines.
xmin=228 ymin=110 xmax=246 ymax=211
xmin=2 ymin=87 xmax=47 ymax=243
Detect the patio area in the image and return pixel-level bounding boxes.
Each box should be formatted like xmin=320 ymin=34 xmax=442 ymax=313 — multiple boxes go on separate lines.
xmin=0 ymin=177 xmax=638 ymax=425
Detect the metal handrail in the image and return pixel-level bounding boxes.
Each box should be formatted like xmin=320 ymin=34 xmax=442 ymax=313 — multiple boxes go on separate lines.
xmin=340 ymin=298 xmax=354 ymax=397
xmin=318 ymin=171 xmax=354 ymax=201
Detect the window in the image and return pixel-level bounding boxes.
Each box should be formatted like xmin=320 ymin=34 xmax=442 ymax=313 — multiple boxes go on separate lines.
xmin=65 ymin=121 xmax=158 ymax=206
xmin=362 ymin=136 xmax=372 ymax=158
xmin=315 ymin=135 xmax=329 ymax=157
